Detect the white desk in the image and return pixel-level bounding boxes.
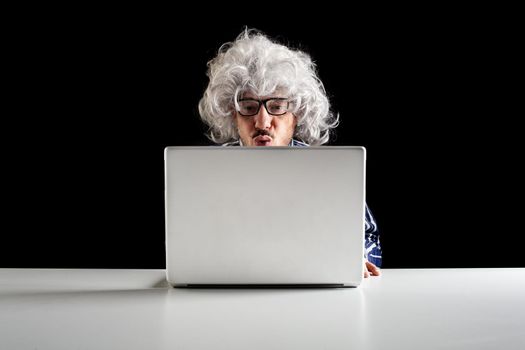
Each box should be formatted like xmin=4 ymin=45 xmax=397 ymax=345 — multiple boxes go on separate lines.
xmin=1 ymin=268 xmax=524 ymax=350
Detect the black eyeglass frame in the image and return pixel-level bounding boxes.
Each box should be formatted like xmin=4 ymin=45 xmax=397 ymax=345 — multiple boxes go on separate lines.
xmin=236 ymin=98 xmax=291 ymax=117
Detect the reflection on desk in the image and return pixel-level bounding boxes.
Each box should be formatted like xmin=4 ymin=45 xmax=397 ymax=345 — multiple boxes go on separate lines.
xmin=1 ymin=268 xmax=524 ymax=350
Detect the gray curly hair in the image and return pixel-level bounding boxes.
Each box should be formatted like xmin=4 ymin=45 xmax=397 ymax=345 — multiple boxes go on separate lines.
xmin=198 ymin=28 xmax=339 ymax=146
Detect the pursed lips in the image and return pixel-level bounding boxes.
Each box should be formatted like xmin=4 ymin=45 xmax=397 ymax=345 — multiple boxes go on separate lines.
xmin=253 ymin=135 xmax=272 ymax=146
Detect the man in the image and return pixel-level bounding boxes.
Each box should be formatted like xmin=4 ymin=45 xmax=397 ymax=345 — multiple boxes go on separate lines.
xmin=198 ymin=28 xmax=382 ymax=277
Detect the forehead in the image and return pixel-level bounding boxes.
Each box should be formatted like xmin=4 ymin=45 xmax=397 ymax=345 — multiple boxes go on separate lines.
xmin=241 ymin=89 xmax=288 ymax=99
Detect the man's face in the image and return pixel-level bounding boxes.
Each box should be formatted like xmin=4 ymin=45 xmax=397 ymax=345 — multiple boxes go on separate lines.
xmin=234 ymin=92 xmax=297 ymax=146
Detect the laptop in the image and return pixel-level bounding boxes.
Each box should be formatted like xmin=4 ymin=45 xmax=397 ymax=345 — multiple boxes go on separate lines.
xmin=164 ymin=146 xmax=366 ymax=287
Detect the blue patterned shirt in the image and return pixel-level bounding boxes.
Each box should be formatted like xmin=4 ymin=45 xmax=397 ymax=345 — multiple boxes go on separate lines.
xmin=222 ymin=138 xmax=383 ymax=267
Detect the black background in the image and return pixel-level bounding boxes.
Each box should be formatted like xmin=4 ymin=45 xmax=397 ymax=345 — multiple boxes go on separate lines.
xmin=4 ymin=15 xmax=522 ymax=269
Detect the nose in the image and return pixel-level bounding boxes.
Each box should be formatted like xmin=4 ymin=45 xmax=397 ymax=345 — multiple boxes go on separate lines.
xmin=253 ymin=105 xmax=272 ymax=130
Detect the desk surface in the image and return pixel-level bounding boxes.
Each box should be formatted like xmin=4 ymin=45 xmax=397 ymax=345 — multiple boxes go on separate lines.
xmin=1 ymin=268 xmax=524 ymax=350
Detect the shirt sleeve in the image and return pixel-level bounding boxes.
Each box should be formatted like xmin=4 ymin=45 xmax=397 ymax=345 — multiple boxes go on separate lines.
xmin=364 ymin=204 xmax=382 ymax=267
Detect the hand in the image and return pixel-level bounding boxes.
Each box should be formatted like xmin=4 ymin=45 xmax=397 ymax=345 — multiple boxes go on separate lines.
xmin=364 ymin=260 xmax=381 ymax=278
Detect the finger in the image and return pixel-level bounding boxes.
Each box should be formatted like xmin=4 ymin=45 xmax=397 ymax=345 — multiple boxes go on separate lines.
xmin=364 ymin=267 xmax=370 ymax=278
xmin=366 ymin=261 xmax=381 ymax=276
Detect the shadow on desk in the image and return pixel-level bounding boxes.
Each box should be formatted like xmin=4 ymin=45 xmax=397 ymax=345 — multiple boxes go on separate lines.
xmin=172 ymin=284 xmax=353 ymax=289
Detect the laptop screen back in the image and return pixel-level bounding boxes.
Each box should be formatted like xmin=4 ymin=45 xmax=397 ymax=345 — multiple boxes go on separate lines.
xmin=164 ymin=146 xmax=366 ymax=287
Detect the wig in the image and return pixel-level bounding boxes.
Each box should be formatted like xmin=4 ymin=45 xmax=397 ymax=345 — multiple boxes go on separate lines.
xmin=198 ymin=28 xmax=339 ymax=145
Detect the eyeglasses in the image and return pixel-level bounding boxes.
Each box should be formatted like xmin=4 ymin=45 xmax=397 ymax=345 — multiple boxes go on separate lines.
xmin=237 ymin=98 xmax=291 ymax=117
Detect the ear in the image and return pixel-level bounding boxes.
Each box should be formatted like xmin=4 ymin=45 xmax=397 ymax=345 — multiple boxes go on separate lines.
xmin=232 ymin=111 xmax=238 ymax=126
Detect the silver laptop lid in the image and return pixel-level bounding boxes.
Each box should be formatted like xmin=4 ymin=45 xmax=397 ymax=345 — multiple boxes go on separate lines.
xmin=164 ymin=146 xmax=366 ymax=287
